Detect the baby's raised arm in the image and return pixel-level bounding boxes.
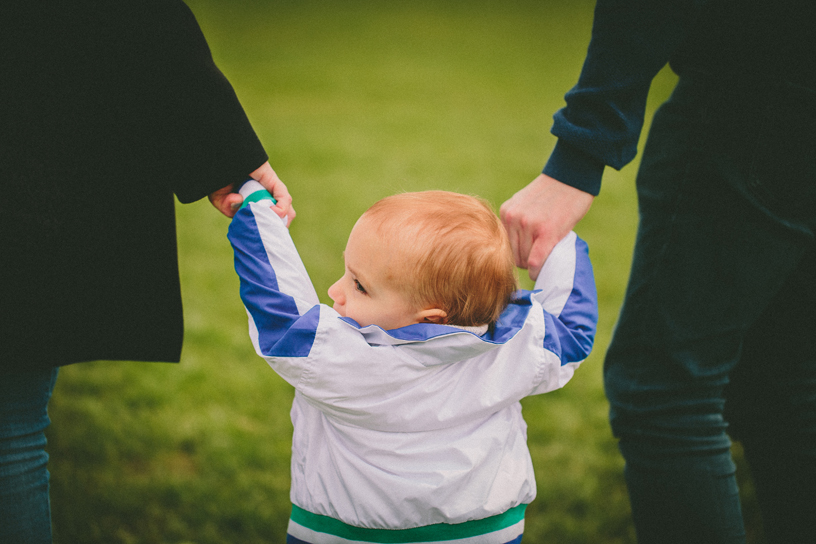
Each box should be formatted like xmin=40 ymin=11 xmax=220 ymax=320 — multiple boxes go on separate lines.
xmin=228 ymin=181 xmax=319 ymax=361
xmin=526 ymin=231 xmax=598 ymax=395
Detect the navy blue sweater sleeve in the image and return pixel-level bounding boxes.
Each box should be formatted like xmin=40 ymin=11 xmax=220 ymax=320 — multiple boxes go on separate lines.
xmin=544 ymin=0 xmax=702 ymax=195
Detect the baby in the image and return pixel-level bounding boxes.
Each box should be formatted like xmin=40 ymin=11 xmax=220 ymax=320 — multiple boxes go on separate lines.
xmin=229 ymin=181 xmax=597 ymax=544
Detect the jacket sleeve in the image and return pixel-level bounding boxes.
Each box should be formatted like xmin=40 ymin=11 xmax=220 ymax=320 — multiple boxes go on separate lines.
xmin=528 ymin=231 xmax=598 ymax=395
xmin=543 ymin=0 xmax=703 ymax=195
xmin=228 ymin=182 xmax=321 ymax=361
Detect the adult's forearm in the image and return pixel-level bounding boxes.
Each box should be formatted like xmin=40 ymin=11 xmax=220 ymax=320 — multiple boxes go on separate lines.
xmin=546 ymin=0 xmax=700 ymax=194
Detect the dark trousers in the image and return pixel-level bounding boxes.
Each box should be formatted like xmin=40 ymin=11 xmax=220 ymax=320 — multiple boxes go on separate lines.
xmin=604 ymin=75 xmax=816 ymax=543
xmin=0 ymin=366 xmax=59 ymax=544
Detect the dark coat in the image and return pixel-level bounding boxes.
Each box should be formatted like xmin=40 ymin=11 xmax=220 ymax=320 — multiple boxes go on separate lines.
xmin=1 ymin=0 xmax=268 ymax=369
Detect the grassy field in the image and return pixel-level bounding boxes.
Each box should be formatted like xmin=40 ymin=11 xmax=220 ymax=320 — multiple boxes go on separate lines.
xmin=46 ymin=1 xmax=762 ymax=542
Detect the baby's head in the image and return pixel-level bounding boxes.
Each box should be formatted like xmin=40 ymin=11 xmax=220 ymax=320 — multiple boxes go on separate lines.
xmin=328 ymin=191 xmax=517 ymax=330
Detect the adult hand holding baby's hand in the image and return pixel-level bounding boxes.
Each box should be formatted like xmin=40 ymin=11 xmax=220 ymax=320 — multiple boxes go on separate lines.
xmin=500 ymin=173 xmax=593 ymax=280
xmin=209 ymin=161 xmax=296 ymax=225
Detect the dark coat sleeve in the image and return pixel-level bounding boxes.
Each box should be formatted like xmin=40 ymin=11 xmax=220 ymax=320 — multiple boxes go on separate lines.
xmin=125 ymin=0 xmax=270 ymax=202
xmin=0 ymin=0 xmax=269 ymax=368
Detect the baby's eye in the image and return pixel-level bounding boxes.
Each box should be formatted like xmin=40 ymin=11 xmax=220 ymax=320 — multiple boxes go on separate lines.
xmin=354 ymin=279 xmax=368 ymax=295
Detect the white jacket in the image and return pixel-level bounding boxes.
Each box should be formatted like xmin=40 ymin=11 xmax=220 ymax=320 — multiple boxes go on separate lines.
xmin=229 ymin=182 xmax=598 ymax=543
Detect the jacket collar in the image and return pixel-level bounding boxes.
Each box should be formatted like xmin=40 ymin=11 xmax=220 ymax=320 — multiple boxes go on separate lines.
xmin=337 ymin=292 xmax=535 ymax=366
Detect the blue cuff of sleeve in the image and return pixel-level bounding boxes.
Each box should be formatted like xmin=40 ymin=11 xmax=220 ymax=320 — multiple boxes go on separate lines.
xmin=543 ymin=140 xmax=605 ymax=196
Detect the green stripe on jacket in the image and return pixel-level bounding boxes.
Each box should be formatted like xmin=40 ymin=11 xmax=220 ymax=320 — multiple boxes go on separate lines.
xmin=290 ymin=503 xmax=527 ymax=543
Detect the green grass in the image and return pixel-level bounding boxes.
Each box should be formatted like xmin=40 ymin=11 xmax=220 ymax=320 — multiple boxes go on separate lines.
xmin=46 ymin=1 xmax=762 ymax=542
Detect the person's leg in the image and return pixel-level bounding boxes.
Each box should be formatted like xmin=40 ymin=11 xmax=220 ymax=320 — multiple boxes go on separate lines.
xmin=604 ymin=76 xmax=815 ymax=544
xmin=0 ymin=366 xmax=59 ymax=544
xmin=725 ymin=248 xmax=816 ymax=544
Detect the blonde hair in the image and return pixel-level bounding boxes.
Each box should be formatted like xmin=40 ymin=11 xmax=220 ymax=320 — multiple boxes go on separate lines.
xmin=360 ymin=191 xmax=517 ymax=326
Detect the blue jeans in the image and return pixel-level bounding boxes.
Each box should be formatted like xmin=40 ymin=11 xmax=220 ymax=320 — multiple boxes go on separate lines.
xmin=605 ymin=76 xmax=816 ymax=543
xmin=0 ymin=366 xmax=59 ymax=544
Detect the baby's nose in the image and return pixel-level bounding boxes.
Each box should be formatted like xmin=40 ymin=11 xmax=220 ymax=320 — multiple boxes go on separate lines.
xmin=327 ymin=279 xmax=343 ymax=304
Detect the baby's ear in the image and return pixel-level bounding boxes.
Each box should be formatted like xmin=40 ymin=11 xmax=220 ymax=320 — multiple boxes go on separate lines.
xmin=419 ymin=308 xmax=448 ymax=324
